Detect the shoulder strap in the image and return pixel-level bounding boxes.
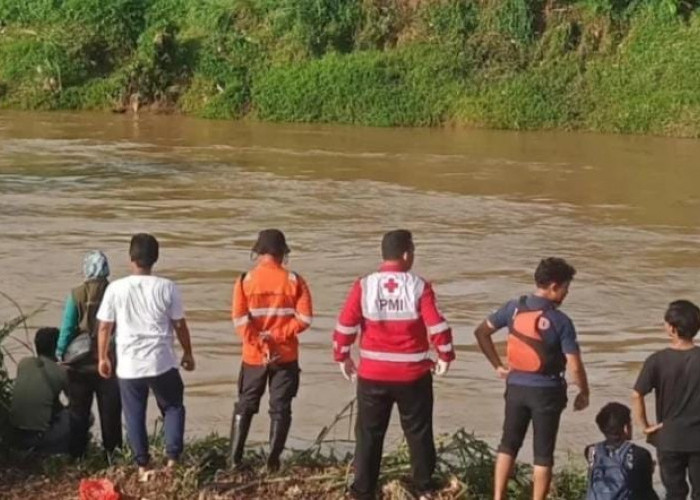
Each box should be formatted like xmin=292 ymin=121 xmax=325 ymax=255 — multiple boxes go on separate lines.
xmin=71 ymin=282 xmax=87 ymax=306
xmin=586 ymin=444 xmax=597 ymax=465
xmin=617 ymin=442 xmax=634 ymax=468
xmin=517 ymin=295 xmax=528 ymax=310
xmin=510 ymin=295 xmax=529 ymax=323
xmin=594 ymin=442 xmax=607 ymax=460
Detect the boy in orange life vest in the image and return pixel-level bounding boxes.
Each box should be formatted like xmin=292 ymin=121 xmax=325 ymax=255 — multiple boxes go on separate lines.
xmin=474 ymin=257 xmax=590 ymax=500
xmin=333 ymin=230 xmax=455 ymax=499
xmin=230 ymin=229 xmax=313 ymax=471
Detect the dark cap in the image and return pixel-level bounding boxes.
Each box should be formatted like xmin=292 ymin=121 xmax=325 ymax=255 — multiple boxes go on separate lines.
xmin=252 ymin=229 xmax=290 ymax=257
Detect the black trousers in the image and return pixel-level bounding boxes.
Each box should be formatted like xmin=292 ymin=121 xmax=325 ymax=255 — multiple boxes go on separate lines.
xmin=68 ymin=369 xmax=123 ymax=457
xmin=351 ymin=373 xmax=436 ymax=500
xmin=234 ymin=361 xmax=300 ymax=420
xmin=659 ymin=451 xmax=700 ymax=500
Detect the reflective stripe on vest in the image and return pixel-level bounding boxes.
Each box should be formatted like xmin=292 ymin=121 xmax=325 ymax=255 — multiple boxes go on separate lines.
xmin=249 ymin=307 xmax=296 ymax=318
xmin=360 ymin=349 xmax=430 ymax=363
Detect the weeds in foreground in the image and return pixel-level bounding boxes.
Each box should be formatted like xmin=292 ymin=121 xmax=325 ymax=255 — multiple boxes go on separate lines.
xmin=0 ymin=398 xmax=587 ymax=499
xmin=0 ymin=292 xmax=42 ymax=451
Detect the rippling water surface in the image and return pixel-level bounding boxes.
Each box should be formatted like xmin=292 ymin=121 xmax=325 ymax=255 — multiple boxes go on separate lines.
xmin=2 ymin=111 xmax=700 ymax=465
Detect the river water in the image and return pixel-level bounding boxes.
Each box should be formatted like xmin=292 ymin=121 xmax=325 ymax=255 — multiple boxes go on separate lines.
xmin=2 ymin=111 xmax=700 ymax=467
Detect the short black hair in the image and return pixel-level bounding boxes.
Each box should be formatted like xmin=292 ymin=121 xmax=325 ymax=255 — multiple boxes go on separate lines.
xmin=130 ymin=233 xmax=159 ymax=269
xmin=595 ymin=402 xmax=631 ymax=440
xmin=252 ymin=229 xmax=290 ymax=259
xmin=665 ymin=300 xmax=700 ymax=339
xmin=34 ymin=327 xmax=59 ymax=358
xmin=534 ymin=257 xmax=576 ymax=287
xmin=381 ymin=230 xmax=414 ymax=260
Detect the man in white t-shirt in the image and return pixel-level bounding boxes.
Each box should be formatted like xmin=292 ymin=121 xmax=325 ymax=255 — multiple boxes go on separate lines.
xmin=96 ymin=233 xmax=195 ymax=475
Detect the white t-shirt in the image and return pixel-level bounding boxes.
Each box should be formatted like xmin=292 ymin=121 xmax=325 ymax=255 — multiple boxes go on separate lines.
xmin=97 ymin=275 xmax=184 ymax=379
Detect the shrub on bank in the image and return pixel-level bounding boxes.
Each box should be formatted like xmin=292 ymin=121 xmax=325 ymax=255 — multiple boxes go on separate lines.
xmin=458 ymin=59 xmax=587 ymax=130
xmin=254 ymin=45 xmax=464 ymax=126
xmin=584 ymin=9 xmax=700 ymax=135
xmin=0 ymin=0 xmax=699 ymax=135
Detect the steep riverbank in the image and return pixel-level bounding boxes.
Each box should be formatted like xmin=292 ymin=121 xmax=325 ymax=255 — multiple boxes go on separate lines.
xmin=0 ymin=0 xmax=698 ymax=137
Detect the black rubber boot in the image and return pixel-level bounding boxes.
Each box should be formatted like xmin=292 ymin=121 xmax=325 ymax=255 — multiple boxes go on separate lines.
xmin=229 ymin=413 xmax=253 ymax=469
xmin=266 ymin=417 xmax=291 ymax=472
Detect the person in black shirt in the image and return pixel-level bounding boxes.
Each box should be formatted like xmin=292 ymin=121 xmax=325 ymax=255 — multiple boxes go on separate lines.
xmin=633 ymin=299 xmax=700 ymax=500
xmin=585 ymin=402 xmax=658 ymax=499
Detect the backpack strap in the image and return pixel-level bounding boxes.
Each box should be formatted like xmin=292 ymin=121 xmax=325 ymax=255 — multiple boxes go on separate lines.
xmin=510 ymin=295 xmax=529 ymax=323
xmin=594 ymin=442 xmax=608 ymax=461
xmin=617 ymin=441 xmax=634 ymax=470
xmin=516 ymin=295 xmax=528 ymax=311
xmin=586 ymin=444 xmax=598 ymax=466
xmin=512 ymin=295 xmax=555 ymax=318
xmin=592 ymin=441 xmax=634 ymax=469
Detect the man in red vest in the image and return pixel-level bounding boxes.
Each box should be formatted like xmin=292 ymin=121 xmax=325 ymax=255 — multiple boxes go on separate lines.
xmin=333 ymin=230 xmax=455 ymax=499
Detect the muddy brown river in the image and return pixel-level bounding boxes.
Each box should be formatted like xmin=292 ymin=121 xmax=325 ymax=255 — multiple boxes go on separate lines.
xmin=2 ymin=111 xmax=700 ymax=469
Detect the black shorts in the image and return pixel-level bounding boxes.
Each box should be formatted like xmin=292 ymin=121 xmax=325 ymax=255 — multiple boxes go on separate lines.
xmin=498 ymin=384 xmax=567 ymax=467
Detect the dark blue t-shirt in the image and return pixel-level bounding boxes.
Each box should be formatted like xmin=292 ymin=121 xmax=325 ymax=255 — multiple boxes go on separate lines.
xmin=487 ymin=294 xmax=579 ymax=387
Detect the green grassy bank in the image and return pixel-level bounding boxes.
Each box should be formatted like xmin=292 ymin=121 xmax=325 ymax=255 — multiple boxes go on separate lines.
xmin=0 ymin=0 xmax=699 ymax=136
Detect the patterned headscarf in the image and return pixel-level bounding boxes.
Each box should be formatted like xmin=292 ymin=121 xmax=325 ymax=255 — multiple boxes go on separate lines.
xmin=83 ymin=250 xmax=110 ymax=280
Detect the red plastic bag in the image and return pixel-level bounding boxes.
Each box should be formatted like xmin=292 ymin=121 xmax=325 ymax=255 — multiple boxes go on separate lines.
xmin=79 ymin=479 xmax=121 ymax=500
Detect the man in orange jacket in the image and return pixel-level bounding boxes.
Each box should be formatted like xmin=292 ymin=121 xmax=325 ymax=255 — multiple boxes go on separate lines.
xmin=230 ymin=229 xmax=313 ymax=471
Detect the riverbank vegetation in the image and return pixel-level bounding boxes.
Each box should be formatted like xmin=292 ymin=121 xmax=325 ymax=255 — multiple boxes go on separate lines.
xmin=0 ymin=0 xmax=699 ymax=136
xmin=0 ymin=306 xmax=587 ymax=499
xmin=0 ymin=431 xmax=588 ymax=499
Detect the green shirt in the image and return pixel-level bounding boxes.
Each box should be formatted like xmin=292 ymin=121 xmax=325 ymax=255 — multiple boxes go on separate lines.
xmin=57 ymin=294 xmax=79 ymax=359
xmin=9 ymin=356 xmax=68 ymax=432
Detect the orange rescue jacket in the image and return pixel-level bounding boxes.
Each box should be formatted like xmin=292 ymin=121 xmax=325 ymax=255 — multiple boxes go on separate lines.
xmin=232 ymin=259 xmax=313 ymax=366
xmin=506 ymin=296 xmax=566 ymax=376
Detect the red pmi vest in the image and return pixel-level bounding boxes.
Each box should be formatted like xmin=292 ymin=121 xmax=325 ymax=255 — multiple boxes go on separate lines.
xmin=506 ymin=296 xmax=565 ymax=376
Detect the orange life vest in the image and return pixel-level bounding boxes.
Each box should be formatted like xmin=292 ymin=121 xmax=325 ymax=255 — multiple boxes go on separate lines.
xmin=506 ymin=296 xmax=565 ymax=376
xmin=231 ymin=260 xmax=313 ymax=366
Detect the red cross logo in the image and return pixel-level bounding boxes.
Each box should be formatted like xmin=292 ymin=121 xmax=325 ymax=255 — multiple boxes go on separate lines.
xmin=383 ymin=278 xmax=399 ymax=294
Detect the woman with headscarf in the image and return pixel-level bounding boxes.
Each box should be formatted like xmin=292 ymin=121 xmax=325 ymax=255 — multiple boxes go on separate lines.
xmin=57 ymin=250 xmax=123 ymax=459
